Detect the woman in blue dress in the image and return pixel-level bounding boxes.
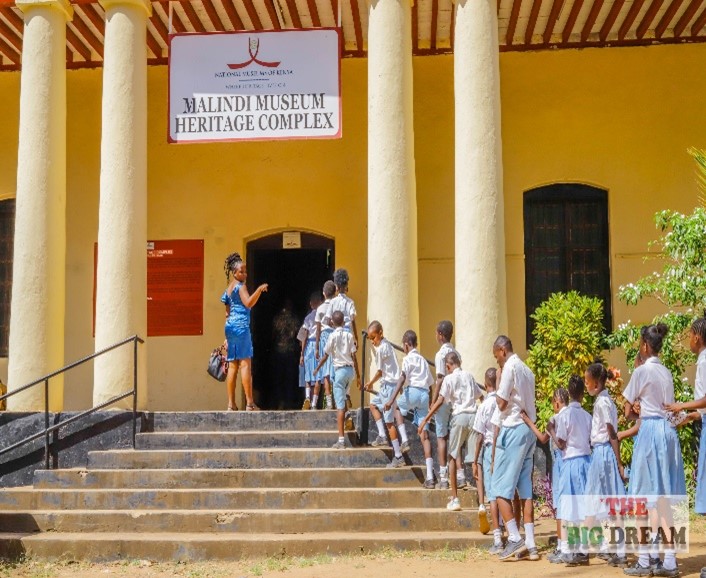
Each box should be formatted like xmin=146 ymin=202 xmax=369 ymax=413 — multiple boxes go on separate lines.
xmin=222 ymin=252 xmax=268 ymax=411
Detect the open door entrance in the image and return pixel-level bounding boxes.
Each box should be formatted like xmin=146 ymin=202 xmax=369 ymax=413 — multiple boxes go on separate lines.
xmin=246 ymin=232 xmax=335 ymax=409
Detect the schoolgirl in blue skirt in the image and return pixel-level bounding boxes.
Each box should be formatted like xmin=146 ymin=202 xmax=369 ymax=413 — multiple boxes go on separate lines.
xmin=585 ymin=362 xmax=627 ymax=566
xmin=299 ymin=292 xmax=322 ymax=409
xmin=312 ymin=280 xmax=337 ymax=409
xmin=664 ymin=315 xmax=706 ymax=578
xmin=622 ymin=323 xmax=686 ymax=577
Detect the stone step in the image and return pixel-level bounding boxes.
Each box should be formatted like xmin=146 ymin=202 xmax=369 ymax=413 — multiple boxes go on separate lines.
xmin=34 ymin=467 xmax=429 ymax=489
xmin=0 ymin=487 xmax=479 ymax=510
xmin=151 ymin=410 xmax=352 ymax=432
xmin=0 ymin=509 xmax=479 ymax=533
xmin=135 ymin=430 xmax=357 ymax=450
xmin=87 ymin=447 xmax=396 ymax=469
xmin=0 ymin=531 xmax=493 ymax=562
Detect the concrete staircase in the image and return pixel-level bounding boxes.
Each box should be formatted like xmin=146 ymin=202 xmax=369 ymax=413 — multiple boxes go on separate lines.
xmin=0 ymin=411 xmax=488 ymax=561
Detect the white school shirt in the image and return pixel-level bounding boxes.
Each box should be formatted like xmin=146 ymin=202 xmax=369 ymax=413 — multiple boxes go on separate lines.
xmin=324 ymin=294 xmax=356 ymax=330
xmin=439 ymin=368 xmax=483 ymax=416
xmin=548 ymin=406 xmax=567 ymax=453
xmin=300 ymin=309 xmax=317 ymax=339
xmin=695 ymin=348 xmax=706 ymax=415
xmin=402 ymin=349 xmax=434 ymax=390
xmin=622 ymin=356 xmax=674 ymax=419
xmin=373 ymin=338 xmax=401 ymax=384
xmin=554 ymin=401 xmax=592 ymax=459
xmin=591 ymin=389 xmax=618 ymax=445
xmin=496 ymin=353 xmax=537 ymax=427
xmin=473 ymin=392 xmax=498 ymax=445
xmin=324 ymin=327 xmax=357 ymax=368
xmin=315 ymin=299 xmax=332 ymax=331
xmin=434 ymin=342 xmax=461 ymax=378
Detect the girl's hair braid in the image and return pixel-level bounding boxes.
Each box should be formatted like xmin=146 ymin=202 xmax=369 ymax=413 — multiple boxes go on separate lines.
xmin=224 ymin=252 xmax=243 ymax=282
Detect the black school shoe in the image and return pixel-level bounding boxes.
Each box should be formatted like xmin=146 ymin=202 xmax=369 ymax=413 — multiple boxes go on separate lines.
xmin=623 ymin=562 xmax=653 ymax=576
xmin=562 ymin=553 xmax=589 ymax=566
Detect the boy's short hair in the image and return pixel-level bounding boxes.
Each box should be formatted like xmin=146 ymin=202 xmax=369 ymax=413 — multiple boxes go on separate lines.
xmin=331 ymin=311 xmax=345 ymax=327
xmin=333 ymin=268 xmax=349 ymax=289
xmin=323 ymin=280 xmax=336 ymax=298
xmin=402 ymin=330 xmax=417 ymax=348
xmin=493 ymin=335 xmax=513 ymax=352
xmin=484 ymin=367 xmax=497 ymax=388
xmin=310 ymin=291 xmax=322 ymax=304
xmin=436 ymin=320 xmax=453 ymax=341
xmin=368 ymin=320 xmax=383 ymax=334
xmin=444 ymin=351 xmax=461 ymax=368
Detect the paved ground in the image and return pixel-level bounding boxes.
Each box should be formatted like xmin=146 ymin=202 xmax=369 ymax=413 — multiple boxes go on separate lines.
xmin=2 ymin=519 xmax=706 ymax=577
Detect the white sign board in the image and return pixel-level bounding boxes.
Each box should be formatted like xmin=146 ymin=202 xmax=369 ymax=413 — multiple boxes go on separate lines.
xmin=169 ymin=29 xmax=342 ymax=143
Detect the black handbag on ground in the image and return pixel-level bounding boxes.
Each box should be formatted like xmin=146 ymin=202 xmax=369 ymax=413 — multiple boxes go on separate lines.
xmin=207 ymin=346 xmax=228 ymax=381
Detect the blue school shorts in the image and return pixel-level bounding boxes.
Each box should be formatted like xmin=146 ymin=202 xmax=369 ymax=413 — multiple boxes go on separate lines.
xmin=482 ymin=442 xmax=496 ymax=501
xmin=434 ymin=401 xmax=452 ymax=438
xmin=397 ymin=386 xmax=430 ymax=429
xmin=492 ymin=422 xmax=536 ymax=501
xmin=333 ymin=366 xmax=354 ymax=410
xmin=371 ymin=381 xmax=396 ymax=423
xmin=698 ymin=415 xmax=706 ymax=514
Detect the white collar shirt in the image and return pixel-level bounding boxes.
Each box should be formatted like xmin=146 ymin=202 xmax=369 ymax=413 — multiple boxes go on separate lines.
xmin=440 ymin=368 xmax=483 ymax=416
xmin=695 ymin=349 xmax=706 ymax=415
xmin=323 ymin=327 xmax=357 ymax=368
xmin=555 ymin=401 xmax=592 ymax=459
xmin=402 ymin=349 xmax=434 ymax=390
xmin=315 ymin=299 xmax=332 ymax=331
xmin=496 ymin=353 xmax=537 ymax=427
xmin=373 ymin=338 xmax=401 ymax=384
xmin=434 ymin=343 xmax=461 ymax=378
xmin=473 ymin=392 xmax=498 ymax=445
xmin=622 ymin=356 xmax=674 ymax=419
xmin=325 ymin=294 xmax=356 ymax=330
xmin=590 ymin=390 xmax=618 ymax=445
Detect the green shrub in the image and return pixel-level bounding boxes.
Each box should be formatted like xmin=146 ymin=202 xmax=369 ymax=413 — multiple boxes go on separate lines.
xmin=526 ymin=291 xmax=606 ymax=430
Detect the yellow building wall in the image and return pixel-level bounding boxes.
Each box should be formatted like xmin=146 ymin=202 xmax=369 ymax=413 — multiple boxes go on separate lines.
xmin=0 ymin=42 xmax=704 ymax=409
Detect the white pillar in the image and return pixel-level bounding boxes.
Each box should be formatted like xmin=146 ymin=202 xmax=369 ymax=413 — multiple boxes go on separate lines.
xmin=366 ymin=0 xmax=419 ymax=345
xmin=93 ymin=0 xmax=150 ymax=408
xmin=7 ymin=0 xmax=72 ymax=411
xmin=453 ymin=0 xmax=507 ymax=377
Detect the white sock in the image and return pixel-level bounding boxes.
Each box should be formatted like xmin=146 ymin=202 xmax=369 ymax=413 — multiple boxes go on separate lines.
xmin=326 ymin=395 xmax=333 ymax=408
xmin=505 ymin=519 xmax=521 ymax=543
xmin=493 ymin=528 xmax=502 ymax=546
xmin=391 ymin=439 xmax=402 ymax=458
xmin=440 ymin=465 xmax=449 ymax=480
xmin=457 ymin=472 xmax=466 ymax=482
xmin=663 ymin=550 xmax=677 ymax=570
xmin=398 ymin=423 xmax=408 ymax=443
xmin=425 ymin=458 xmax=434 ymax=480
xmin=375 ymin=419 xmax=386 ymax=437
xmin=305 ymin=386 xmax=311 ymax=399
xmin=479 ymin=503 xmax=486 ymax=512
xmin=637 ymin=545 xmax=650 ymax=568
xmin=524 ymin=522 xmax=535 ymax=549
xmin=338 ymin=436 xmax=345 ymax=444
xmin=312 ymin=394 xmax=318 ymax=407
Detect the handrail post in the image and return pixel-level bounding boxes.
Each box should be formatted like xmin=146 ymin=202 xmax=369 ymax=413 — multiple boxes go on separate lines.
xmin=44 ymin=379 xmax=50 ymax=470
xmin=360 ymin=330 xmax=368 ymax=446
xmin=132 ymin=336 xmax=138 ymax=450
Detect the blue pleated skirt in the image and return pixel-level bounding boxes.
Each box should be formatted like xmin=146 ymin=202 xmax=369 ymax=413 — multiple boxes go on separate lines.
xmin=696 ymin=416 xmax=706 ymax=514
xmin=317 ymin=329 xmax=335 ymax=382
xmin=585 ymin=442 xmax=626 ymax=497
xmin=303 ymin=339 xmax=318 ymax=383
xmin=557 ymin=454 xmax=590 ymax=522
xmin=628 ymin=416 xmax=686 ymax=497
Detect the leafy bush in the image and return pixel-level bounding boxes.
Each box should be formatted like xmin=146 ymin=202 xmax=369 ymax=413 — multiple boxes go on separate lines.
xmin=526 ymin=291 xmax=606 ymax=430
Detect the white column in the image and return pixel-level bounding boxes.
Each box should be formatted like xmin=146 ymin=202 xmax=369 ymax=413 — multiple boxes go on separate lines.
xmin=93 ymin=0 xmax=150 ymax=408
xmin=366 ymin=0 xmax=419 ymax=345
xmin=453 ymin=0 xmax=507 ymax=377
xmin=7 ymin=0 xmax=72 ymax=411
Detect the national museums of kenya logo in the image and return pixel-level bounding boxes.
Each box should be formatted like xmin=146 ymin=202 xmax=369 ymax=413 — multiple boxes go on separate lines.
xmin=228 ymin=38 xmax=281 ymax=69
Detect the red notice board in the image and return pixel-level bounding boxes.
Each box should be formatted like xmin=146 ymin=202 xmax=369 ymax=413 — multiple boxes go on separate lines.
xmin=147 ymin=240 xmax=204 ymax=336
xmin=93 ymin=239 xmax=204 ymax=337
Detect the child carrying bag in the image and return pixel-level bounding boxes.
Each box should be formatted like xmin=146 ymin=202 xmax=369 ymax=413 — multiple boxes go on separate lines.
xmin=207 ymin=345 xmax=228 ymax=382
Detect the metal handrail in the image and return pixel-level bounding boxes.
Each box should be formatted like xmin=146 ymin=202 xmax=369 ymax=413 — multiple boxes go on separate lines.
xmin=358 ymin=330 xmax=435 ymax=445
xmin=0 ymin=334 xmax=144 ymax=470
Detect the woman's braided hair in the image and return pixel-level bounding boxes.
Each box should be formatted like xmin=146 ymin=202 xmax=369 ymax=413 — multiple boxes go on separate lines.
xmin=692 ymin=311 xmax=706 ymax=344
xmin=224 ymin=252 xmax=243 ymax=282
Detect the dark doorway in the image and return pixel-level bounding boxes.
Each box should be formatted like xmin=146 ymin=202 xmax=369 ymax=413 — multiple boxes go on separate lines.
xmin=246 ymin=232 xmax=335 ymax=410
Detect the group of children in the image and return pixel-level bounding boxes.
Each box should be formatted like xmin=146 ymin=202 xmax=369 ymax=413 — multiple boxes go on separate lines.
xmin=300 ymin=266 xmax=706 ymax=577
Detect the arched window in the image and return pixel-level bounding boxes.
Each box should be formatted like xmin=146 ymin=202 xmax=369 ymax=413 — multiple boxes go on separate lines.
xmin=524 ymin=184 xmax=611 ymax=345
xmin=0 ymin=199 xmax=15 ymax=357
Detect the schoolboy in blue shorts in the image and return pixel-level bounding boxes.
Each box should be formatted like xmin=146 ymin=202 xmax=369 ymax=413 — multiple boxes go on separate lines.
xmin=385 ymin=330 xmax=436 ymax=487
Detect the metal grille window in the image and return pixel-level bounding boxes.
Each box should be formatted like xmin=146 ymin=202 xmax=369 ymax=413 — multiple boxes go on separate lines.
xmin=524 ymin=184 xmax=611 ymax=345
xmin=0 ymin=199 xmax=15 ymax=357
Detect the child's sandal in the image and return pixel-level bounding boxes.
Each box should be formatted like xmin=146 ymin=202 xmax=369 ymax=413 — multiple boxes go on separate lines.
xmin=246 ymin=404 xmax=260 ymax=411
